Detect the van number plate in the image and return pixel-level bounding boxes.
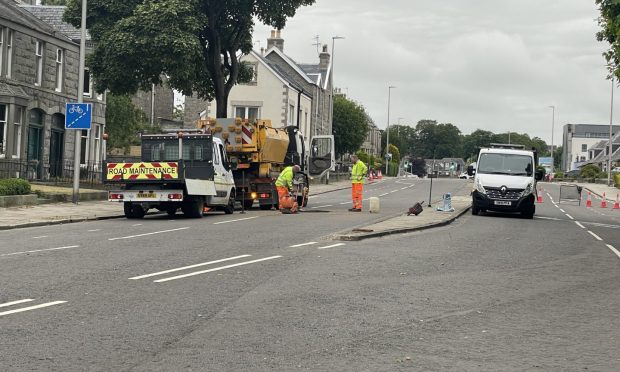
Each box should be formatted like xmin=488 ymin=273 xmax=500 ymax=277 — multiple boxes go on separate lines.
xmin=137 ymin=192 xmax=156 ymax=199
xmin=494 ymin=200 xmax=511 ymax=206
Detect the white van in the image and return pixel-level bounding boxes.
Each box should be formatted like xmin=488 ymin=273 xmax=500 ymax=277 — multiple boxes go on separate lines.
xmin=468 ymin=144 xmax=543 ymax=219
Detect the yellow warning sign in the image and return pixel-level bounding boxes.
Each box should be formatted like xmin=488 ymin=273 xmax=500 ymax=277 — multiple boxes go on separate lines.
xmin=106 ymin=162 xmax=179 ymax=181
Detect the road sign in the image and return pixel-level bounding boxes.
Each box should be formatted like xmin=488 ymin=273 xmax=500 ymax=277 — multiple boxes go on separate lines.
xmin=65 ymin=103 xmax=92 ymax=130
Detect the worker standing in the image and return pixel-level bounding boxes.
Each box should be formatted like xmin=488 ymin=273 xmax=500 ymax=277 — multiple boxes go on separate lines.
xmin=275 ymin=164 xmax=301 ymax=213
xmin=349 ymin=154 xmax=368 ymax=212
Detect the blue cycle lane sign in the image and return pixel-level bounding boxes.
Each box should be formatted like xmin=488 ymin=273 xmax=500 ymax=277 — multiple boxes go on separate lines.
xmin=65 ymin=103 xmax=92 ymax=130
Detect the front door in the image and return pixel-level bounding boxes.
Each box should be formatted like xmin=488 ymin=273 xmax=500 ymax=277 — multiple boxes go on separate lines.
xmin=27 ymin=127 xmax=43 ymax=179
xmin=49 ymin=130 xmax=64 ymax=178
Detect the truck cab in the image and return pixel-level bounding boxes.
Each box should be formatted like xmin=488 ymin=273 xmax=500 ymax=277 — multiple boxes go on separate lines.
xmin=469 ymin=144 xmax=543 ymax=219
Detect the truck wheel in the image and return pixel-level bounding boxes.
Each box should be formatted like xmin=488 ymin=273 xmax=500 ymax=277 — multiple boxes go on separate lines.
xmin=131 ymin=204 xmax=146 ymax=219
xmin=124 ymin=203 xmax=135 ymax=219
xmin=242 ymin=199 xmax=254 ymax=210
xmin=166 ymin=207 xmax=177 ymax=216
xmin=224 ymin=191 xmax=235 ymax=214
xmin=183 ymin=197 xmax=204 ymax=218
xmin=521 ymin=205 xmax=535 ymax=219
xmin=259 ymin=204 xmax=274 ymax=210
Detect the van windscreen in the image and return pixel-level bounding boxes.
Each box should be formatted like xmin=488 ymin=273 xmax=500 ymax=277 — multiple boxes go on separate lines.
xmin=478 ymin=153 xmax=533 ymax=176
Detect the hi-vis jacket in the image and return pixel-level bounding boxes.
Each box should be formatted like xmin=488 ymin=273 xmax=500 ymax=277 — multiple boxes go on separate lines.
xmin=275 ymin=166 xmax=295 ymax=189
xmin=351 ymin=160 xmax=368 ymax=184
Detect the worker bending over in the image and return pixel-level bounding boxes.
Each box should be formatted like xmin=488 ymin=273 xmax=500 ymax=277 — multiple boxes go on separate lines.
xmin=349 ymin=154 xmax=368 ymax=212
xmin=275 ymin=164 xmax=301 ymax=213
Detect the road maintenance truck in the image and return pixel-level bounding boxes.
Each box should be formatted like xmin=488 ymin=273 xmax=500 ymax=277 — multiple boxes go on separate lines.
xmin=104 ymin=132 xmax=236 ymax=219
xmin=196 ymin=118 xmax=334 ymax=210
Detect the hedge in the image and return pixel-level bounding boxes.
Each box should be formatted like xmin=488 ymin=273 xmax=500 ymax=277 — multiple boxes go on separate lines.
xmin=0 ymin=178 xmax=32 ymax=196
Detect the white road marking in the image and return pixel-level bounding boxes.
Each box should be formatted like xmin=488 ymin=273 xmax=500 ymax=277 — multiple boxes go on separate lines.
xmin=154 ymin=256 xmax=282 ymax=283
xmin=289 ymin=242 xmax=318 ymax=248
xmin=339 ymin=202 xmax=350 ymax=205
xmin=535 ymin=216 xmax=562 ymax=221
xmin=213 ymin=216 xmax=258 ymax=225
xmin=559 ymin=209 xmax=566 ymax=213
xmin=132 ymin=224 xmax=142 ymax=227
xmin=129 ymin=254 xmax=252 ymax=280
xmin=32 ymin=236 xmax=48 ymax=239
xmin=310 ymin=205 xmax=333 ymax=209
xmin=318 ymin=243 xmax=346 ymax=250
xmin=575 ymin=221 xmax=586 ymax=229
xmin=0 ymin=299 xmax=34 ymax=308
xmin=606 ymin=244 xmax=620 ymax=258
xmin=0 ymin=245 xmax=80 ymax=257
xmin=0 ymin=301 xmax=66 ymax=317
xmin=566 ymin=214 xmax=574 ymax=220
xmin=109 ymin=227 xmax=189 ymax=241
xmin=588 ymin=231 xmax=603 ymax=241
xmin=379 ymin=193 xmax=389 ymax=197
xmin=87 ymin=229 xmax=101 ymax=232
xmin=401 ymin=187 xmax=408 ymax=190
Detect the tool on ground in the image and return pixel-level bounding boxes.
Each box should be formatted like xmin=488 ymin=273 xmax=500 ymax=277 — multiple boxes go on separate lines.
xmin=408 ymin=201 xmax=424 ymax=216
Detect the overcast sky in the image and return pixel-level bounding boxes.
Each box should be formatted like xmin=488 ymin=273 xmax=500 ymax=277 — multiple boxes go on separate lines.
xmin=252 ymin=0 xmax=613 ymax=144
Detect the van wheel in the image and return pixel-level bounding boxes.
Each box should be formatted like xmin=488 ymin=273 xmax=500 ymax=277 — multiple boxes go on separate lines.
xmin=471 ymin=205 xmax=479 ymax=215
xmin=259 ymin=204 xmax=274 ymax=210
xmin=242 ymin=199 xmax=254 ymax=210
xmin=223 ymin=191 xmax=235 ymax=214
xmin=521 ymin=205 xmax=535 ymax=219
xmin=124 ymin=203 xmax=135 ymax=219
xmin=183 ymin=197 xmax=204 ymax=218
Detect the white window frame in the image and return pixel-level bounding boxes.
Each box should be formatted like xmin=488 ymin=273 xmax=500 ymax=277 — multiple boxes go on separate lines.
xmin=6 ymin=29 xmax=13 ymax=78
xmin=83 ymin=68 xmax=91 ymax=97
xmin=80 ymin=129 xmax=90 ymax=165
xmin=55 ymin=48 xmax=63 ymax=92
xmin=0 ymin=28 xmax=4 ymax=77
xmin=289 ymin=103 xmax=295 ymax=125
xmin=234 ymin=106 xmax=260 ymax=121
xmin=94 ymin=125 xmax=101 ymax=164
xmin=12 ymin=106 xmax=23 ymax=159
xmin=0 ymin=104 xmax=7 ymax=159
xmin=35 ymin=40 xmax=43 ymax=86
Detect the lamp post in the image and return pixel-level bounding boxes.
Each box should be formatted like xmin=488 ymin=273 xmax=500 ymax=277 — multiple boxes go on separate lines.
xmin=608 ymin=76 xmax=614 ymax=186
xmin=548 ymin=105 xmax=555 ymax=177
xmin=72 ymin=0 xmax=87 ymax=204
xmin=329 ymin=36 xmax=344 ymax=131
xmin=385 ymin=85 xmax=396 ymax=175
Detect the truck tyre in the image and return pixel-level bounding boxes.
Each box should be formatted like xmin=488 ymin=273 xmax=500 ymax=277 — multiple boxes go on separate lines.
xmin=124 ymin=203 xmax=135 ymax=219
xmin=223 ymin=191 xmax=235 ymax=214
xmin=132 ymin=204 xmax=146 ymax=219
xmin=183 ymin=197 xmax=204 ymax=218
xmin=259 ymin=204 xmax=274 ymax=210
xmin=521 ymin=205 xmax=535 ymax=219
xmin=242 ymin=199 xmax=254 ymax=210
xmin=166 ymin=206 xmax=177 ymax=216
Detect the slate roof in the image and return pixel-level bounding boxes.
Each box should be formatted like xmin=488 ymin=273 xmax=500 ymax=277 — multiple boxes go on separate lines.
xmin=0 ymin=0 xmax=69 ymax=41
xmin=298 ymin=63 xmax=326 ymax=86
xmin=19 ymin=4 xmax=89 ymax=43
xmin=254 ymin=52 xmax=308 ymax=94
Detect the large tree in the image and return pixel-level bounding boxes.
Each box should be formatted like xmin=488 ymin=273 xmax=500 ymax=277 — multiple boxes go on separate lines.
xmin=105 ymin=94 xmax=149 ymax=154
xmin=64 ymin=0 xmax=314 ymax=117
xmin=332 ymin=96 xmax=369 ymax=157
xmin=596 ymin=0 xmax=620 ymax=78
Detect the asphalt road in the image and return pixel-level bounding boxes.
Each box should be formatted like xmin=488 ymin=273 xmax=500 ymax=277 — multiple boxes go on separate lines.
xmin=1 ymin=179 xmax=618 ymax=371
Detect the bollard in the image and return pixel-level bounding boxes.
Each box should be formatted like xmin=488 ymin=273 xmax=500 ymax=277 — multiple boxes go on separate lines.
xmin=436 ymin=193 xmax=454 ymax=212
xmin=369 ymin=197 xmax=380 ymax=213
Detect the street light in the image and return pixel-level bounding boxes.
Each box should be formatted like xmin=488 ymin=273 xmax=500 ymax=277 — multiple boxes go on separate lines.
xmin=385 ymin=85 xmax=396 ymax=175
xmin=329 ymin=36 xmax=344 ymax=131
xmin=72 ymin=0 xmax=88 ymax=204
xmin=548 ymin=105 xmax=555 ymax=177
xmin=608 ymin=76 xmax=614 ymax=186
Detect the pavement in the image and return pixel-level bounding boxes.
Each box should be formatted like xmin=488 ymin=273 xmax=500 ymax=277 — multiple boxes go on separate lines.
xmin=0 ymin=177 xmax=473 ymax=236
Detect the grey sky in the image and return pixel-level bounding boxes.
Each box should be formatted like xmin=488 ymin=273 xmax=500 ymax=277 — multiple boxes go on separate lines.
xmin=253 ymin=0 xmax=612 ymax=144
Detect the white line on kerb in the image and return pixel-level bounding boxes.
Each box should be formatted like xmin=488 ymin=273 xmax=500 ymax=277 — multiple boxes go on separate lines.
xmin=0 ymin=245 xmax=80 ymax=257
xmin=289 ymin=242 xmax=318 ymax=248
xmin=606 ymin=244 xmax=620 ymax=258
xmin=129 ymin=254 xmax=252 ymax=280
xmin=318 ymin=243 xmax=346 ymax=250
xmin=0 ymin=299 xmax=34 ymax=308
xmin=0 ymin=301 xmax=66 ymax=317
xmin=588 ymin=231 xmax=603 ymax=241
xmin=213 ymin=216 xmax=258 ymax=225
xmin=575 ymin=221 xmax=586 ymax=229
xmin=109 ymin=227 xmax=189 ymax=241
xmin=566 ymin=214 xmax=574 ymax=220
xmin=154 ymin=256 xmax=282 ymax=283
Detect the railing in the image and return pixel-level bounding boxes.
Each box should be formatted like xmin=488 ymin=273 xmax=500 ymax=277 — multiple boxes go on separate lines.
xmin=0 ymin=159 xmax=105 ymax=187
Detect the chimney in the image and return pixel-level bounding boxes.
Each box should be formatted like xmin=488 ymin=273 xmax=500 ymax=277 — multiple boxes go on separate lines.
xmin=319 ymin=44 xmax=330 ymax=70
xmin=267 ymin=29 xmax=284 ymax=52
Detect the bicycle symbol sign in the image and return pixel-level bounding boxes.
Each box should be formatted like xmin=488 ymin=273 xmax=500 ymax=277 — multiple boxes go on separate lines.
xmin=65 ymin=103 xmax=92 ymax=130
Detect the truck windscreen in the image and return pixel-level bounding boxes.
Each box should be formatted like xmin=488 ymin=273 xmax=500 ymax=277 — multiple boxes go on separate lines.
xmin=478 ymin=153 xmax=533 ymax=176
xmin=143 ymin=140 xmax=207 ymax=162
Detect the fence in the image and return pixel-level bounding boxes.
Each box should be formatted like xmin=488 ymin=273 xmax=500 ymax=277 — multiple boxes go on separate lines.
xmin=0 ymin=159 xmax=105 ymax=187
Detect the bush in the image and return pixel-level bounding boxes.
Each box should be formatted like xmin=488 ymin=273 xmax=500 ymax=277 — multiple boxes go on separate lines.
xmin=580 ymin=164 xmax=601 ymax=178
xmin=554 ymin=171 xmax=564 ymax=178
xmin=0 ymin=178 xmax=32 ymax=196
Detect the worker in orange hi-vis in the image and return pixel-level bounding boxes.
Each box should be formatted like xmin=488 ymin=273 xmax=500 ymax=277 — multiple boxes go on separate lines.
xmin=349 ymin=154 xmax=368 ymax=212
xmin=275 ymin=164 xmax=301 ymax=211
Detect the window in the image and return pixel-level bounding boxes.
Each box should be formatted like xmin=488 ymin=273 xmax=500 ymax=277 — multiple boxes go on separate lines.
xmin=55 ymin=48 xmax=63 ymax=92
xmin=477 ymin=153 xmax=533 ymax=176
xmin=247 ymin=63 xmax=257 ymax=83
xmin=0 ymin=28 xmax=4 ymax=76
xmin=289 ymin=104 xmax=295 ymax=125
xmin=6 ymin=29 xmax=13 ymax=78
xmin=0 ymin=104 xmax=6 ymax=158
xmin=94 ymin=125 xmax=101 ymax=163
xmin=234 ymin=106 xmax=259 ymax=122
xmin=581 ymin=144 xmax=587 ymax=152
xmin=83 ymin=68 xmax=91 ymax=97
xmin=80 ymin=129 xmax=89 ymax=164
xmin=13 ymin=107 xmax=23 ymax=158
xmin=34 ymin=40 xmax=44 ymax=85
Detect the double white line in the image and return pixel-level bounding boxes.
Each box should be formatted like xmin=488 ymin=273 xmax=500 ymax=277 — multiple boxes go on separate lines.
xmin=130 ymin=254 xmax=282 ymax=283
xmin=0 ymin=299 xmax=66 ymax=317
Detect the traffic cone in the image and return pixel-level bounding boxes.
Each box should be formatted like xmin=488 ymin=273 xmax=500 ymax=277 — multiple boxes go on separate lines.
xmin=613 ymin=194 xmax=620 ymax=210
xmin=377 ymin=170 xmax=383 ymax=179
xmin=536 ymin=190 xmax=543 ymax=203
xmin=600 ymin=192 xmax=608 ymax=208
xmin=368 ymin=173 xmax=374 ymax=181
xmin=586 ymin=192 xmax=593 ymax=208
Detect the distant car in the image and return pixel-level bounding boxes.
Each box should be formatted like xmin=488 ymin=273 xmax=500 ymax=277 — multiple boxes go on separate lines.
xmin=459 ymin=172 xmax=472 ymax=179
xmin=612 ymin=167 xmax=620 ymax=173
xmin=565 ymin=170 xmax=581 ymax=178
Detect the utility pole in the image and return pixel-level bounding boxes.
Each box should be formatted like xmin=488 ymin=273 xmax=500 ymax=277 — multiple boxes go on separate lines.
xmin=608 ymin=76 xmax=614 ymax=186
xmin=385 ymin=86 xmax=396 ymax=175
xmin=72 ymin=0 xmax=87 ymax=204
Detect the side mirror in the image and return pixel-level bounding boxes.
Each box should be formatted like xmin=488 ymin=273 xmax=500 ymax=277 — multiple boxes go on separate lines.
xmin=467 ymin=165 xmax=476 ymax=176
xmin=535 ymin=170 xmax=544 ymax=181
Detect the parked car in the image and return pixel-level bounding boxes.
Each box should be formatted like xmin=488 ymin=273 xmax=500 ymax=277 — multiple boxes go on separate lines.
xmin=612 ymin=167 xmax=620 ymax=173
xmin=565 ymin=170 xmax=581 ymax=178
xmin=459 ymin=172 xmax=472 ymax=179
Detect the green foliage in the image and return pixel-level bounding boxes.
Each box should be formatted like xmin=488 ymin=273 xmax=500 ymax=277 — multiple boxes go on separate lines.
xmin=0 ymin=178 xmax=31 ymax=196
xmin=64 ymin=0 xmax=315 ymax=117
xmin=333 ymin=96 xmax=369 ymax=156
xmin=41 ymin=0 xmax=68 ymax=4
xmin=105 ymin=94 xmax=150 ymax=154
xmin=387 ymin=144 xmax=400 ymax=164
xmin=580 ymin=164 xmax=601 ymax=178
xmin=386 ymin=161 xmax=399 ymax=177
xmin=554 ymin=171 xmax=564 ymax=179
xmin=596 ymin=0 xmax=620 ymax=79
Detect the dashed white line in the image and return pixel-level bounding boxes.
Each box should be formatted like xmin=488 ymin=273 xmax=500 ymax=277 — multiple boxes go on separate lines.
xmin=109 ymin=227 xmax=189 ymax=241
xmin=606 ymin=244 xmax=620 ymax=258
xmin=0 ymin=245 xmax=80 ymax=257
xmin=588 ymin=231 xmax=603 ymax=241
xmin=401 ymin=187 xmax=408 ymax=190
xmin=0 ymin=299 xmax=34 ymax=308
xmin=132 ymin=224 xmax=142 ymax=227
xmin=559 ymin=209 xmax=566 ymax=213
xmin=575 ymin=221 xmax=586 ymax=229
xmin=289 ymin=242 xmax=318 ymax=248
xmin=318 ymin=243 xmax=346 ymax=250
xmin=129 ymin=254 xmax=252 ymax=280
xmin=566 ymin=214 xmax=574 ymax=220
xmin=154 ymin=256 xmax=282 ymax=283
xmin=87 ymin=229 xmax=101 ymax=232
xmin=213 ymin=216 xmax=258 ymax=225
xmin=32 ymin=236 xmax=48 ymax=239
xmin=339 ymin=202 xmax=350 ymax=205
xmin=311 ymin=205 xmax=333 ymax=209
xmin=379 ymin=193 xmax=389 ymax=197
xmin=0 ymin=301 xmax=67 ymax=317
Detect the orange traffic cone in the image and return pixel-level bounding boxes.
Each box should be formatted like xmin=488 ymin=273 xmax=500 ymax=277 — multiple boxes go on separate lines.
xmin=613 ymin=194 xmax=620 ymax=210
xmin=586 ymin=192 xmax=593 ymax=208
xmin=536 ymin=187 xmax=543 ymax=203
xmin=601 ymin=192 xmax=608 ymax=208
xmin=377 ymin=170 xmax=383 ymax=179
xmin=368 ymin=173 xmax=374 ymax=181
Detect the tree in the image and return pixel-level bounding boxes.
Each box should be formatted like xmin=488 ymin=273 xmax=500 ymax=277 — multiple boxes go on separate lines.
xmin=553 ymin=146 xmax=563 ymax=169
xmin=461 ymin=129 xmax=494 ymax=161
xmin=173 ymin=103 xmax=185 ymax=121
xmin=332 ymin=96 xmax=369 ymax=156
xmin=105 ymin=94 xmax=149 ymax=154
xmin=41 ymin=0 xmax=67 ymax=4
xmin=64 ymin=0 xmax=314 ymax=118
xmin=596 ymin=0 xmax=620 ymax=79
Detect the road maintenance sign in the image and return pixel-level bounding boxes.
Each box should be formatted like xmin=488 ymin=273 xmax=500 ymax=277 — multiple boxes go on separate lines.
xmin=106 ymin=162 xmax=179 ymax=181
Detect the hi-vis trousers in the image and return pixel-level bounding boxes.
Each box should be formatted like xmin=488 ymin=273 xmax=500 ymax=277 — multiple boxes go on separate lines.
xmin=352 ymin=183 xmax=363 ymax=210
